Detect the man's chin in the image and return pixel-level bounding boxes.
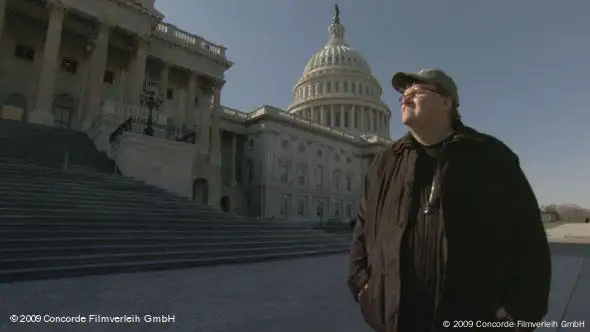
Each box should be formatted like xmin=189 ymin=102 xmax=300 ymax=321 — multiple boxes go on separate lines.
xmin=401 ymin=116 xmax=415 ymax=127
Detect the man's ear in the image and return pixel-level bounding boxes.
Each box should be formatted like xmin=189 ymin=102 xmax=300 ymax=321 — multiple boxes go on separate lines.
xmin=443 ymin=96 xmax=453 ymax=111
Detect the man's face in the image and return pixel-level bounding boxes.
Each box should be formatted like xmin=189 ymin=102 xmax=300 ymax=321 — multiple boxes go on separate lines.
xmin=399 ymin=83 xmax=450 ymax=128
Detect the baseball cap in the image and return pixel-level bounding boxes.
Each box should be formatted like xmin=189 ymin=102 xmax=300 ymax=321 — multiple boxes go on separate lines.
xmin=391 ymin=69 xmax=460 ymax=107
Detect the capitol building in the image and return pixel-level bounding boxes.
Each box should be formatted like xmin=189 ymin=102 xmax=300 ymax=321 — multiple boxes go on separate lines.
xmin=0 ymin=0 xmax=392 ymax=222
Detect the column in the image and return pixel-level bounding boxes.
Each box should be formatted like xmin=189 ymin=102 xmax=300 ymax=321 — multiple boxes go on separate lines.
xmin=30 ymin=1 xmax=67 ymax=126
xmin=117 ymin=71 xmax=127 ymax=103
xmin=208 ymin=82 xmax=223 ymax=165
xmin=330 ymin=106 xmax=335 ymax=127
xmin=360 ymin=107 xmax=365 ymax=132
xmin=159 ymin=63 xmax=169 ymax=115
xmin=208 ymin=82 xmax=224 ymax=209
xmin=0 ymin=0 xmax=7 ymax=41
xmin=125 ymin=36 xmax=148 ymax=106
xmin=82 ymin=22 xmax=110 ymax=128
xmin=185 ymin=72 xmax=196 ymax=127
xmin=231 ymin=133 xmax=237 ymax=186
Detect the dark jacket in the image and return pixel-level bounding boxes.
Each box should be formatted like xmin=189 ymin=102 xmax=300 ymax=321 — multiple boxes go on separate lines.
xmin=347 ymin=125 xmax=551 ymax=332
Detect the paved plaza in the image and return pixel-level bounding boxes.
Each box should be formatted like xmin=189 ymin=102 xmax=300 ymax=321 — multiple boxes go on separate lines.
xmin=547 ymin=223 xmax=590 ymax=243
xmin=1 ymin=247 xmax=589 ymax=332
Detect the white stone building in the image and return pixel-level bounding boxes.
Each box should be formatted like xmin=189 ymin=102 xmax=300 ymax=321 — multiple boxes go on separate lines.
xmin=0 ymin=0 xmax=392 ymax=222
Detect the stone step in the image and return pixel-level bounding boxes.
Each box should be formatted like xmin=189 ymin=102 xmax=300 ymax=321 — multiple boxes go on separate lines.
xmin=0 ymin=228 xmax=324 ymax=239
xmin=0 ymin=198 xmax=216 ymax=212
xmin=0 ymin=180 xmax=171 ymax=195
xmin=0 ymin=242 xmax=350 ymax=270
xmin=0 ymin=249 xmax=347 ymax=283
xmin=0 ymin=160 xmax=116 ymax=173
xmin=0 ymin=188 xmax=197 ymax=204
xmin=1 ymin=232 xmax=349 ymax=247
xmin=0 ymin=208 xmax=232 ymax=219
xmin=0 ymin=220 xmax=320 ymax=230
xmin=0 ymin=238 xmax=350 ymax=257
xmin=0 ymin=214 xmax=254 ymax=224
xmin=0 ymin=156 xmax=113 ymax=171
xmin=1 ymin=170 xmax=153 ymax=186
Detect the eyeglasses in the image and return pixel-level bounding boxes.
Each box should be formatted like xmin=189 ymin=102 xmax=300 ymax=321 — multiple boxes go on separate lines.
xmin=398 ymin=87 xmax=441 ymax=104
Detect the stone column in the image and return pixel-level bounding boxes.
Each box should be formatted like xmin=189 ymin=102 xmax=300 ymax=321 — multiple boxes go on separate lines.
xmin=360 ymin=107 xmax=365 ymax=132
xmin=330 ymin=106 xmax=335 ymax=127
xmin=159 ymin=63 xmax=169 ymax=114
xmin=30 ymin=1 xmax=67 ymax=126
xmin=231 ymin=133 xmax=237 ymax=186
xmin=82 ymin=21 xmax=111 ymax=128
xmin=208 ymin=83 xmax=222 ymax=166
xmin=208 ymin=82 xmax=224 ymax=209
xmin=117 ymin=71 xmax=127 ymax=103
xmin=0 ymin=0 xmax=7 ymax=41
xmin=185 ymin=72 xmax=196 ymax=127
xmin=125 ymin=36 xmax=149 ymax=106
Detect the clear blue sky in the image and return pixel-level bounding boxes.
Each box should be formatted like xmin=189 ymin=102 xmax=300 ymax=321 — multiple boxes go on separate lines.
xmin=156 ymin=0 xmax=590 ymax=208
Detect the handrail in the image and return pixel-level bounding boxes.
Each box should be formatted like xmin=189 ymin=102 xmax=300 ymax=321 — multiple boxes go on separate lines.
xmin=109 ymin=117 xmax=133 ymax=143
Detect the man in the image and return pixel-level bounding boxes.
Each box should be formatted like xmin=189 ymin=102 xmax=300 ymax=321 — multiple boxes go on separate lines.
xmin=347 ymin=69 xmax=551 ymax=332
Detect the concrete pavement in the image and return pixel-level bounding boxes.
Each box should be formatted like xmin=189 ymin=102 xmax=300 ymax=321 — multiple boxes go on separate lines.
xmin=0 ymin=246 xmax=589 ymax=332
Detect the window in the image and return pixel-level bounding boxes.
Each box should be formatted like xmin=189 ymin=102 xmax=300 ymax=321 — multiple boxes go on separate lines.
xmin=279 ymin=164 xmax=288 ymax=183
xmin=103 ymin=70 xmax=114 ymax=84
xmin=346 ymin=176 xmax=352 ymax=191
xmin=281 ymin=140 xmax=289 ymax=149
xmin=333 ymin=171 xmax=342 ymax=190
xmin=297 ymin=197 xmax=306 ymax=216
xmin=297 ymin=167 xmax=306 ymax=186
xmin=334 ymin=200 xmax=341 ymax=218
xmin=298 ymin=143 xmax=305 ymax=153
xmin=316 ymin=200 xmax=324 ymax=217
xmin=166 ymin=88 xmax=174 ymax=100
xmin=351 ymin=82 xmax=356 ymax=94
xmin=318 ymin=83 xmax=323 ymax=94
xmin=14 ymin=44 xmax=34 ymax=61
xmin=315 ymin=165 xmax=323 ymax=188
xmin=343 ymin=81 xmax=348 ymax=93
xmin=280 ymin=195 xmax=290 ymax=217
xmin=347 ymin=202 xmax=353 ymax=218
xmin=326 ymin=82 xmax=331 ymax=93
xmin=61 ymin=57 xmax=78 ymax=73
xmin=335 ymin=110 xmax=341 ymax=127
xmin=247 ymin=162 xmax=254 ymax=183
xmin=317 ymin=149 xmax=322 ymax=157
xmin=335 ymin=81 xmax=340 ymax=93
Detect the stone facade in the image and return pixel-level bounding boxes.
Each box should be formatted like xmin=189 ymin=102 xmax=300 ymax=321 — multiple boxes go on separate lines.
xmin=0 ymin=0 xmax=392 ymax=222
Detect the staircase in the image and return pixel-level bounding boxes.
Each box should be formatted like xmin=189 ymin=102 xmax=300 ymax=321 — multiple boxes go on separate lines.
xmin=0 ymin=120 xmax=352 ymax=283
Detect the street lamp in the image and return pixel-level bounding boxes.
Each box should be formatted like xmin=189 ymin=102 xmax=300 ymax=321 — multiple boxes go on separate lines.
xmin=140 ymin=87 xmax=164 ymax=136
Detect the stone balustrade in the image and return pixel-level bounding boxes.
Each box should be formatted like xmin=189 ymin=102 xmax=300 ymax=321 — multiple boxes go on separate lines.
xmin=101 ymin=101 xmax=176 ymax=139
xmin=155 ymin=22 xmax=227 ymax=59
xmin=220 ymin=105 xmax=392 ymax=144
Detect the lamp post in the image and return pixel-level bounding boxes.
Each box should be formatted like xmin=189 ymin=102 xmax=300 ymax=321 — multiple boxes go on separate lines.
xmin=140 ymin=87 xmax=164 ymax=136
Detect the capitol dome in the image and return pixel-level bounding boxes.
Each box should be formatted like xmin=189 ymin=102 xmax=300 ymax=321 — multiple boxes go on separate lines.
xmin=287 ymin=6 xmax=391 ymax=138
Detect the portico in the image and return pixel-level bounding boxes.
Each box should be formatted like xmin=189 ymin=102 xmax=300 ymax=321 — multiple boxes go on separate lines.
xmin=0 ymin=0 xmax=231 ymax=135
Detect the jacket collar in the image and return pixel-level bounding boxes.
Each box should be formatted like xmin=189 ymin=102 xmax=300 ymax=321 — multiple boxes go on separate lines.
xmin=390 ymin=122 xmax=487 ymax=154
